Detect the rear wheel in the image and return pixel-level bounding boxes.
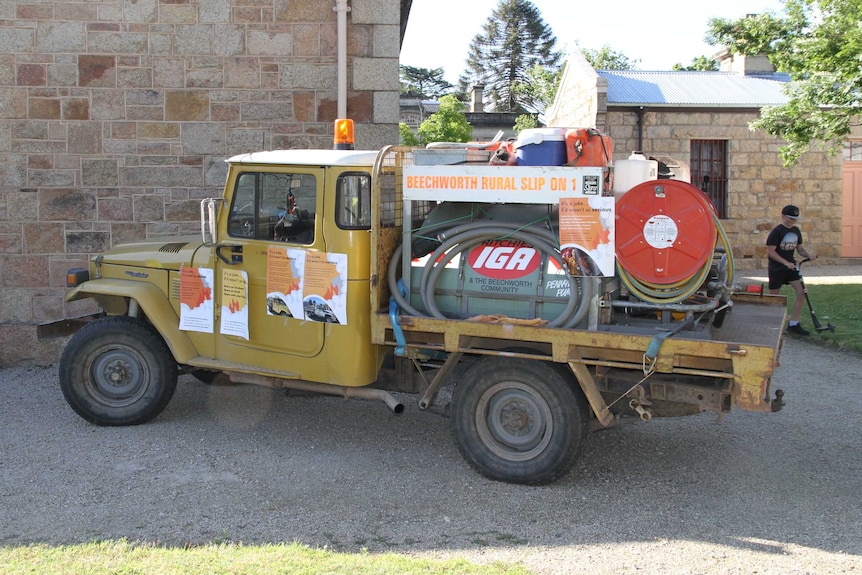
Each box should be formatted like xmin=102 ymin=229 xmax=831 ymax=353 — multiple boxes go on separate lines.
xmin=450 ymin=357 xmax=590 ymax=485
xmin=59 ymin=316 xmax=177 ymax=426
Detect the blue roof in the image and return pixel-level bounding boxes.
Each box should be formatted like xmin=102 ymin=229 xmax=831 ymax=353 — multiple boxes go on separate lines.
xmin=598 ymin=70 xmax=791 ymax=107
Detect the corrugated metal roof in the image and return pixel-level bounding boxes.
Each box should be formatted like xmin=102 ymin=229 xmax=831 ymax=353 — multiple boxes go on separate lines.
xmin=599 ymin=70 xmax=790 ymax=107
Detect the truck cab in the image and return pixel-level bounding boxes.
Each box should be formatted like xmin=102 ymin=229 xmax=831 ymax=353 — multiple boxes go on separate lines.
xmin=195 ymin=149 xmax=384 ymax=387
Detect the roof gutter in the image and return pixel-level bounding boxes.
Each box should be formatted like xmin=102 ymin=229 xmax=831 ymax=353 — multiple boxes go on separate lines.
xmin=610 ymin=102 xmax=779 ymax=109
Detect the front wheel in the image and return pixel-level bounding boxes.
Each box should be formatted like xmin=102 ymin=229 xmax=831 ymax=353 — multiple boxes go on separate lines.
xmin=59 ymin=316 xmax=178 ymax=426
xmin=450 ymin=357 xmax=590 ymax=485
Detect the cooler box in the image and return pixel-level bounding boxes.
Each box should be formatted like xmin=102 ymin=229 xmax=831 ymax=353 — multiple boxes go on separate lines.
xmin=514 ymin=128 xmax=567 ymax=166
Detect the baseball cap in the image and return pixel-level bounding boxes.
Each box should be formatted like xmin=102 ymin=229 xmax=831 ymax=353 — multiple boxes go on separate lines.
xmin=781 ymin=205 xmax=800 ymax=219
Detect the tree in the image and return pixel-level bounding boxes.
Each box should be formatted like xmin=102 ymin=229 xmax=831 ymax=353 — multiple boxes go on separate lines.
xmin=672 ymin=56 xmax=719 ymax=71
xmin=580 ymin=45 xmax=639 ymax=71
xmin=399 ymin=94 xmax=472 ymax=146
xmin=400 ymin=65 xmax=453 ymax=99
xmin=459 ymin=0 xmax=561 ymax=113
xmin=511 ymin=64 xmax=560 ymax=132
xmin=707 ymin=1 xmax=862 ymax=165
xmin=513 ymin=113 xmax=540 ymax=133
xmin=512 ymin=64 xmax=561 ymax=112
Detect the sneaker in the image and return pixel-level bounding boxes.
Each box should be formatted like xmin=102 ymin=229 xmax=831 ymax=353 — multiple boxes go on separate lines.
xmin=787 ymin=324 xmax=810 ymax=336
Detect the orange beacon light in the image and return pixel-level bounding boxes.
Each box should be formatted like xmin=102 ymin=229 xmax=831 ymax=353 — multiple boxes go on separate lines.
xmin=334 ymin=118 xmax=355 ymax=150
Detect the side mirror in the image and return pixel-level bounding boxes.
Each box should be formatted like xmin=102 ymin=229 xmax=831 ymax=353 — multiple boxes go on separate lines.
xmin=200 ymin=198 xmax=223 ymax=246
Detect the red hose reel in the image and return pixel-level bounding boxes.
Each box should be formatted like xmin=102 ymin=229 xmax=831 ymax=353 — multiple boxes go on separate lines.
xmin=615 ymin=180 xmax=716 ymax=285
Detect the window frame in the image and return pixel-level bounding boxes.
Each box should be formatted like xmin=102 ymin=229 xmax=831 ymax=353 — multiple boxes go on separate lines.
xmin=690 ymin=139 xmax=728 ymax=219
xmin=227 ymin=170 xmax=318 ymax=244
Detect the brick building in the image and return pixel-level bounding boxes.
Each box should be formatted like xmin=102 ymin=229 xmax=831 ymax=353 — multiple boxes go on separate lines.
xmin=0 ymin=0 xmax=406 ymax=365
xmin=546 ymin=51 xmax=862 ymax=269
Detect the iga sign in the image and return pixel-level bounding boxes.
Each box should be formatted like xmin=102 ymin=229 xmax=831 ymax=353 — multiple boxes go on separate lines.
xmin=467 ymin=240 xmax=541 ymax=280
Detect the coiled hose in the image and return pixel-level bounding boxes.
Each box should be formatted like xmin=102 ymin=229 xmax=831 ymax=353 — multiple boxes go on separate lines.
xmin=616 ymin=212 xmax=734 ymax=304
xmin=387 ymin=220 xmax=593 ymax=329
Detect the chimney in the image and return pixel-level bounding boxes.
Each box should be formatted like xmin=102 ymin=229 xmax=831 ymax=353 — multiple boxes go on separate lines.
xmin=716 ymin=51 xmax=776 ymax=75
xmin=471 ymin=84 xmax=485 ymax=112
xmin=714 ymin=14 xmax=776 ymax=76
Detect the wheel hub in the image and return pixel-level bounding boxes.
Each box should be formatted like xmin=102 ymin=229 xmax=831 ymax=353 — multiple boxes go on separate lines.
xmin=106 ymin=360 xmax=131 ymax=386
xmin=500 ymin=401 xmax=533 ymax=435
xmin=476 ymin=382 xmax=554 ymax=461
xmin=86 ymin=346 xmax=150 ymax=405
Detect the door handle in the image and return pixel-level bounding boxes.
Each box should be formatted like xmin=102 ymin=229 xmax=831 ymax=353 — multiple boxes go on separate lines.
xmin=216 ymin=244 xmax=243 ymax=265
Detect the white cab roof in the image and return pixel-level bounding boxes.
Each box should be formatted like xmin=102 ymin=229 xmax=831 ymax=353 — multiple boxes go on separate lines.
xmin=226 ymin=149 xmax=379 ymax=167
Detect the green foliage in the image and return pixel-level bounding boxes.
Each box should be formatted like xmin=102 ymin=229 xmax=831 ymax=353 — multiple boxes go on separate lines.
xmin=399 ymin=122 xmax=420 ymax=146
xmin=511 ymin=65 xmax=561 ymax=114
xmin=707 ymin=1 xmax=862 ymax=165
xmin=672 ymin=55 xmax=719 ymax=71
xmin=580 ymin=44 xmax=639 ymax=70
xmin=400 ymin=65 xmax=453 ymax=98
xmin=401 ymin=95 xmax=472 ymax=146
xmin=513 ymin=114 xmax=539 ymax=133
xmin=459 ymin=0 xmax=561 ymax=113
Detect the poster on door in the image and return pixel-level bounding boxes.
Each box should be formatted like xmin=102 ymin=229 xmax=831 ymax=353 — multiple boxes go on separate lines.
xmin=558 ymin=196 xmax=615 ymax=277
xmin=220 ymin=268 xmax=249 ymax=340
xmin=179 ymin=266 xmax=214 ymax=333
xmin=265 ymin=246 xmax=304 ymax=319
xmin=301 ymin=251 xmax=348 ymax=324
xmin=265 ymin=249 xmax=348 ymax=324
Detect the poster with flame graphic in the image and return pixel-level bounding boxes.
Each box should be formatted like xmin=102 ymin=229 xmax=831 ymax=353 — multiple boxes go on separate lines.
xmin=301 ymin=251 xmax=347 ymax=324
xmin=558 ymin=196 xmax=615 ymax=277
xmin=265 ymin=246 xmax=304 ymax=319
xmin=266 ymin=249 xmax=348 ymax=324
xmin=179 ymin=266 xmax=214 ymax=333
xmin=220 ymin=268 xmax=249 ymax=340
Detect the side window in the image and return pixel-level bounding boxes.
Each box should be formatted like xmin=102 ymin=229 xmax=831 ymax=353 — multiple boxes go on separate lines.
xmin=844 ymin=141 xmax=862 ymax=161
xmin=228 ymin=172 xmax=317 ymax=244
xmin=690 ymin=139 xmax=728 ymax=219
xmin=336 ymin=172 xmax=372 ymax=229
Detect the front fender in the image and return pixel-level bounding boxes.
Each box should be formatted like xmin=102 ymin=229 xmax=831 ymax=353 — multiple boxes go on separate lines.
xmin=66 ymin=279 xmax=198 ymax=364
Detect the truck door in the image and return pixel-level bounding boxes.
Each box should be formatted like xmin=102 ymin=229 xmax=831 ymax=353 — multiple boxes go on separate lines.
xmin=214 ymin=167 xmax=326 ymax=365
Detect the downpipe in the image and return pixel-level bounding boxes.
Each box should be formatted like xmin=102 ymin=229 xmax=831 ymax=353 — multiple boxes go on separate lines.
xmin=226 ymin=371 xmax=405 ymax=414
xmin=334 ymin=0 xmax=349 ymax=118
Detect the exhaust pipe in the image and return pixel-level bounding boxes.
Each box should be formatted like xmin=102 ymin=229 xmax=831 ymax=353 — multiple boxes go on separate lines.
xmin=225 ymin=372 xmax=404 ymax=414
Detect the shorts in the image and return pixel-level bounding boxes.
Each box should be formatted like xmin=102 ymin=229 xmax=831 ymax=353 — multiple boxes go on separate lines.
xmin=768 ymin=266 xmax=802 ymax=290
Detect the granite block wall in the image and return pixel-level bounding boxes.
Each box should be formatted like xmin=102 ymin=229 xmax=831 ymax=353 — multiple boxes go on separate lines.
xmin=0 ymin=0 xmax=401 ymax=365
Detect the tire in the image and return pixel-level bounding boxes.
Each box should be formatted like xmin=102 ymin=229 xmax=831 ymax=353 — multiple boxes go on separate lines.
xmin=59 ymin=316 xmax=178 ymax=426
xmin=450 ymin=357 xmax=590 ymax=485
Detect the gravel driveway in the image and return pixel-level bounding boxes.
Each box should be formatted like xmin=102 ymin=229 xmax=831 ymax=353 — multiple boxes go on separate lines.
xmin=1 ymin=337 xmax=859 ymax=574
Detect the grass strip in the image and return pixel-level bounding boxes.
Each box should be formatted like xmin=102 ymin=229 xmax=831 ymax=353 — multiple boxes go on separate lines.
xmin=0 ymin=540 xmax=532 ymax=575
xmin=778 ymin=283 xmax=862 ymax=355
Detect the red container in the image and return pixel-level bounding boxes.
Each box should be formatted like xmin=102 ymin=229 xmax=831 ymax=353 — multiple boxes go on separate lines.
xmin=565 ymin=128 xmax=613 ymax=192
xmin=745 ymin=283 xmax=765 ymax=295
xmin=564 ymin=128 xmax=613 ymax=167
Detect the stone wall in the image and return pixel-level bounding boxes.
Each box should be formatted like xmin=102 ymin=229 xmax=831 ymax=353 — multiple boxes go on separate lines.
xmin=0 ymin=0 xmax=401 ymax=365
xmin=546 ymin=54 xmax=606 ymax=129
xmin=604 ymin=108 xmax=843 ymax=269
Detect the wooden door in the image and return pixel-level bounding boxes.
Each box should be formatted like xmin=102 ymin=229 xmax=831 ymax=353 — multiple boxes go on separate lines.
xmin=842 ymin=161 xmax=862 ymax=257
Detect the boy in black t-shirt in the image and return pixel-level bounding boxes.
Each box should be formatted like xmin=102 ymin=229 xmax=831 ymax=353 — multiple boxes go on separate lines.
xmin=766 ymin=205 xmax=816 ymax=335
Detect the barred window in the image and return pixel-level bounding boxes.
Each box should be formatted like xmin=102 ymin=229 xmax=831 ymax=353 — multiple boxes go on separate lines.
xmin=844 ymin=141 xmax=862 ymax=162
xmin=690 ymin=140 xmax=728 ymax=219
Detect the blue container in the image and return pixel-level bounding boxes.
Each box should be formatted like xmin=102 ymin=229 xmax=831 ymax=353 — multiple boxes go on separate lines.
xmin=514 ymin=127 xmax=567 ymax=166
